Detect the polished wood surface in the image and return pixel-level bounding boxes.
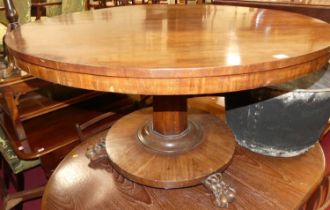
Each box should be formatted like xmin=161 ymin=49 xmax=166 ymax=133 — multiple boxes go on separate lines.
xmin=0 ymin=94 xmax=132 ymax=159
xmin=237 ymin=0 xmax=330 ymax=6
xmin=153 ymin=96 xmax=187 ymax=135
xmin=106 ymin=107 xmax=235 ymax=188
xmin=5 ymin=5 xmax=330 ymax=95
xmin=42 ymin=97 xmax=326 ymax=210
xmin=214 ymin=0 xmax=330 ymax=23
xmin=5 ymin=3 xmax=329 ymax=195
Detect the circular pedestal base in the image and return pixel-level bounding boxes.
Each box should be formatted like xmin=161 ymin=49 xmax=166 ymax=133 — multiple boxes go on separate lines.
xmin=106 ymin=108 xmax=235 ymax=189
xmin=138 ymin=119 xmax=203 ymax=154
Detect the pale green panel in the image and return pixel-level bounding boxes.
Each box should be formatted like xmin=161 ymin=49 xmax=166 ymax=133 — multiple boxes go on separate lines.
xmin=15 ymin=0 xmax=32 ymax=24
xmin=62 ymin=0 xmax=86 ymax=14
xmin=0 ymin=127 xmax=40 ymax=174
xmin=0 ymin=0 xmax=31 ymax=25
xmin=46 ymin=0 xmax=62 ymax=17
xmin=0 ymin=23 xmax=7 ymax=50
xmin=0 ymin=8 xmax=6 ymax=26
xmin=0 ymin=1 xmax=4 ymax=25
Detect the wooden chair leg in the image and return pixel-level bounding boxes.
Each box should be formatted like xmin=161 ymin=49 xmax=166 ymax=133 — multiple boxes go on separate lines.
xmin=1 ymin=157 xmax=25 ymax=210
xmin=3 ymin=163 xmax=24 ymax=193
xmin=0 ymin=155 xmax=3 ymax=170
xmin=2 ymin=186 xmax=44 ymax=210
xmin=0 ymin=157 xmax=8 ymax=200
xmin=3 ymin=161 xmax=11 ymax=190
xmin=13 ymin=173 xmax=24 ymax=210
xmin=15 ymin=173 xmax=24 ymax=192
xmin=0 ymin=174 xmax=7 ymax=201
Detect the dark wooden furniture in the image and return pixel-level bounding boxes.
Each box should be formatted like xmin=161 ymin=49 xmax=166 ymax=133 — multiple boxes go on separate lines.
xmin=86 ymin=0 xmax=108 ymax=9
xmin=0 ymin=74 xmax=100 ymax=142
xmin=4 ymin=4 xmax=330 ymax=206
xmin=31 ymin=0 xmax=62 ymax=20
xmin=315 ymin=122 xmax=330 ymax=210
xmin=0 ymin=1 xmax=136 ymax=209
xmin=0 ymin=0 xmax=135 ymax=173
xmin=0 ymin=86 xmax=128 ymax=159
xmin=213 ymin=0 xmax=330 ymax=23
xmin=0 ymin=74 xmax=135 ymax=210
xmin=41 ymin=97 xmax=326 ymax=210
xmin=86 ymin=0 xmax=135 ymax=9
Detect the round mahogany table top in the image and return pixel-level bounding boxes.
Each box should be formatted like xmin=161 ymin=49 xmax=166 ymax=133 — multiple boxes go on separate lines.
xmin=5 ymin=5 xmax=330 ymax=95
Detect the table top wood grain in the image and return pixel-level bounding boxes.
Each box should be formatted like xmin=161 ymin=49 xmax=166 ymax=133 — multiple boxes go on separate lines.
xmin=213 ymin=0 xmax=330 ymax=23
xmin=41 ymin=97 xmax=326 ymax=210
xmin=5 ymin=5 xmax=330 ymax=95
xmin=233 ymin=0 xmax=330 ymax=6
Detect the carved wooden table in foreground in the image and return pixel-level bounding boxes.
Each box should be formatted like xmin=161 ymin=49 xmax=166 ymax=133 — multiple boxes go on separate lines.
xmin=4 ymin=4 xmax=330 ymax=207
xmin=41 ymin=97 xmax=326 ymax=210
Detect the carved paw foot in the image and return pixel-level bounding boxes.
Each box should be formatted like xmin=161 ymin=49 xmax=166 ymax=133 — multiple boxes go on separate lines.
xmin=86 ymin=138 xmax=106 ymax=160
xmin=86 ymin=138 xmax=112 ymax=171
xmin=203 ymin=173 xmax=236 ymax=208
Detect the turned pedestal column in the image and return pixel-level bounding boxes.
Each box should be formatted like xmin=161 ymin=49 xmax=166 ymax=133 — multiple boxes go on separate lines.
xmin=106 ymin=96 xmax=236 ymax=189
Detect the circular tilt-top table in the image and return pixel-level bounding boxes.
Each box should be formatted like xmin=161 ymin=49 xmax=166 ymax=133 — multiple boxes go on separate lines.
xmin=5 ymin=4 xmax=330 ymax=208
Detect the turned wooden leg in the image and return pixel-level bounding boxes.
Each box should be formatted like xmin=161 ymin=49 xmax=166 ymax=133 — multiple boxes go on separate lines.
xmin=137 ymin=96 xmax=202 ymax=154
